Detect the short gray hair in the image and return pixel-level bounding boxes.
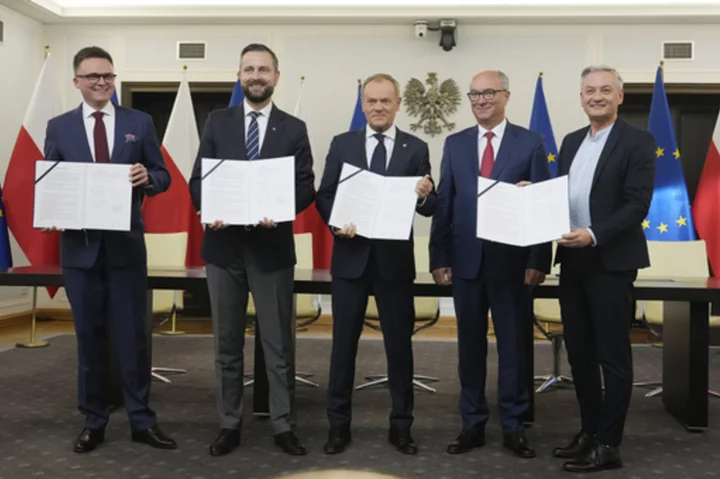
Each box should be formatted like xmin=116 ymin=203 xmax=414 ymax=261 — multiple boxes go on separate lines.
xmin=495 ymin=70 xmax=510 ymax=90
xmin=581 ymin=65 xmax=623 ymax=90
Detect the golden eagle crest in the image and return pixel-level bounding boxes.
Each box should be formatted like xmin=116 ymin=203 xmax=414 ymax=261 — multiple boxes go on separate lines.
xmin=403 ymin=72 xmax=461 ymax=137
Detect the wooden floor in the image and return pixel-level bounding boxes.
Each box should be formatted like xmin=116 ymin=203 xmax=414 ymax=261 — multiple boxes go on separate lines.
xmin=0 ymin=313 xmax=656 ymax=348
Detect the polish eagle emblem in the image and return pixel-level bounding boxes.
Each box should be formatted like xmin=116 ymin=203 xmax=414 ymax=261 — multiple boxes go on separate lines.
xmin=403 ymin=72 xmax=461 ymax=137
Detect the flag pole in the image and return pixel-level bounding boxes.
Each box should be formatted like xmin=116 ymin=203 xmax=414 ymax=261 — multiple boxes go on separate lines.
xmin=16 ymin=45 xmax=53 ymax=349
xmin=159 ymin=64 xmax=188 ymax=338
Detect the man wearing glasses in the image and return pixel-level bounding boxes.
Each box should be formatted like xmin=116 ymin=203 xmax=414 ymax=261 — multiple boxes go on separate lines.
xmin=42 ymin=46 xmax=175 ymax=453
xmin=430 ymin=70 xmax=551 ymax=459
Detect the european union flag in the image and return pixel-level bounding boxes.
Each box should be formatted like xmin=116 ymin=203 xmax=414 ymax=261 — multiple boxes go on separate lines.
xmin=110 ymin=89 xmax=119 ymax=105
xmin=529 ymin=73 xmax=559 ymax=177
xmin=349 ymin=81 xmax=366 ymax=131
xmin=0 ymin=184 xmax=13 ymax=269
xmin=644 ymin=65 xmax=696 ymax=241
xmin=229 ymin=79 xmax=244 ymax=107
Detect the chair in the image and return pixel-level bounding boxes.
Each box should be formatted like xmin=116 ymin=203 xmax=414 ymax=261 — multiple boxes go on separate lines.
xmin=144 ymin=232 xmax=189 ymax=384
xmin=533 ymin=242 xmax=573 ymax=392
xmin=244 ymin=233 xmax=322 ymax=388
xmin=355 ymin=236 xmax=441 ymax=393
xmin=633 ymin=240 xmax=720 ymax=398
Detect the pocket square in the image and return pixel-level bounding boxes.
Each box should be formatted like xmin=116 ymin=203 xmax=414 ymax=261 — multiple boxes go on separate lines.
xmin=125 ymin=133 xmax=137 ymax=143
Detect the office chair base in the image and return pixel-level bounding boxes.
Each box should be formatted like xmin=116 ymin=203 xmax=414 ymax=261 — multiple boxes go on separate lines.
xmin=355 ymin=375 xmax=439 ymax=393
xmin=534 ymin=374 xmax=574 ymax=393
xmin=151 ymin=367 xmax=187 ymax=384
xmin=642 ymin=386 xmax=720 ymax=399
xmin=243 ymin=373 xmax=319 ymax=388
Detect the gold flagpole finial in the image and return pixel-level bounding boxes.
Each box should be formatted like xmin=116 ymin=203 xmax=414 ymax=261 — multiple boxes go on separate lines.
xmin=44 ymin=44 xmax=50 ymax=59
xmin=357 ymin=78 xmax=361 ymax=85
xmin=300 ymin=75 xmax=305 ymax=83
xmin=183 ymin=64 xmax=188 ymax=71
xmin=539 ymin=71 xmax=543 ymax=78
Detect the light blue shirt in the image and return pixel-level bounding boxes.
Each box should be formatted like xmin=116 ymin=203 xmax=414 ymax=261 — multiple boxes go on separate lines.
xmin=568 ymin=123 xmax=614 ymax=244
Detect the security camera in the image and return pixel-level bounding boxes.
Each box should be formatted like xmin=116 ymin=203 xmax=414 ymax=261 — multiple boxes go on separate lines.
xmin=414 ymin=21 xmax=429 ymax=38
xmin=439 ymin=19 xmax=457 ymax=52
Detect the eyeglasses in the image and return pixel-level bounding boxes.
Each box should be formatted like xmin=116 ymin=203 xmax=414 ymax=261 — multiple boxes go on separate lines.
xmin=467 ymin=89 xmax=507 ymax=101
xmin=76 ymin=73 xmax=117 ymax=83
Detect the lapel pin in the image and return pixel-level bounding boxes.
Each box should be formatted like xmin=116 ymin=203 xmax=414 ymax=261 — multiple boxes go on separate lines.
xmin=272 ymin=127 xmax=276 ymax=131
xmin=403 ymin=143 xmax=407 ymax=148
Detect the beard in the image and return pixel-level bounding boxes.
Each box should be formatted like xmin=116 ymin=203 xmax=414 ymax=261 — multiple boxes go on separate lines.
xmin=242 ymin=81 xmax=275 ymax=103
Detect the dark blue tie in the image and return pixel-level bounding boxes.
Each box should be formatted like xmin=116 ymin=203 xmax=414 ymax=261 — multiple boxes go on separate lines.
xmin=370 ymin=133 xmax=386 ymax=174
xmin=246 ymin=111 xmax=260 ymax=160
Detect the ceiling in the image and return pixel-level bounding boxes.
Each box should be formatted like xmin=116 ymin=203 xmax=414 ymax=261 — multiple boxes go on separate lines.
xmin=4 ymin=0 xmax=720 ymax=24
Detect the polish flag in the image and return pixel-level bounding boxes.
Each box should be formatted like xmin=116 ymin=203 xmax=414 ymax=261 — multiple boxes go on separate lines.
xmin=141 ymin=73 xmax=203 ymax=266
xmin=3 ymin=52 xmax=63 ymax=297
xmin=291 ymin=78 xmax=333 ymax=270
xmin=693 ymin=110 xmax=720 ymax=275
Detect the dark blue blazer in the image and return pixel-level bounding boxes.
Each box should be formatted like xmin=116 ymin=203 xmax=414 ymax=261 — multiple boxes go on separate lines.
xmin=316 ymin=127 xmax=436 ymax=281
xmin=188 ymin=104 xmax=315 ymax=271
xmin=43 ymin=104 xmax=171 ymax=269
xmin=429 ymin=121 xmax=552 ymax=281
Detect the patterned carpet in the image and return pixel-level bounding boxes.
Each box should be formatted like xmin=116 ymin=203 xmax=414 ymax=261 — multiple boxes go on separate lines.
xmin=0 ymin=334 xmax=719 ymax=479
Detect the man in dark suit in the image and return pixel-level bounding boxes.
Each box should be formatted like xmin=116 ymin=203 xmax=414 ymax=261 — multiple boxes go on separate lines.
xmin=552 ymin=66 xmax=655 ymax=473
xmin=316 ymin=73 xmax=436 ymax=455
xmin=188 ymin=43 xmax=314 ymax=457
xmin=429 ymin=70 xmax=551 ymax=459
xmin=43 ymin=46 xmax=175 ymax=453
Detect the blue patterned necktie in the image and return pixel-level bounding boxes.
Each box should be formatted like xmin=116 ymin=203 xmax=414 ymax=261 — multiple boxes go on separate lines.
xmin=246 ymin=111 xmax=261 ymax=160
xmin=370 ymin=133 xmax=386 ymax=174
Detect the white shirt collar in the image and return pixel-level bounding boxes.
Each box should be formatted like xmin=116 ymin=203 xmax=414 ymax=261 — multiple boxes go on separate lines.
xmin=366 ymin=124 xmax=397 ymax=141
xmin=587 ymin=122 xmax=615 ymax=141
xmin=477 ymin=118 xmax=507 ymax=140
xmin=243 ymin=98 xmax=273 ymax=118
xmin=82 ymin=101 xmax=114 ymax=119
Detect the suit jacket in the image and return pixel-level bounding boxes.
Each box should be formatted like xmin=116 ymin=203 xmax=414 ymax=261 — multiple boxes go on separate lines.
xmin=429 ymin=121 xmax=552 ymax=281
xmin=43 ymin=104 xmax=171 ymax=269
xmin=189 ymin=104 xmax=315 ymax=271
xmin=554 ymin=118 xmax=656 ymax=271
xmin=316 ymin=127 xmax=437 ymax=281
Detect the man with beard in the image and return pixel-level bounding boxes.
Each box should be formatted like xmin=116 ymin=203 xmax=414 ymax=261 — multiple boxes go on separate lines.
xmin=189 ymin=43 xmax=315 ymax=457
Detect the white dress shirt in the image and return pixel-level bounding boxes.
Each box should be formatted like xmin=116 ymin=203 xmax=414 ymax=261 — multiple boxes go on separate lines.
xmin=243 ymin=98 xmax=272 ymax=154
xmin=477 ymin=118 xmax=507 ymax=169
xmin=82 ymin=101 xmax=115 ymax=162
xmin=365 ymin=125 xmax=397 ymax=169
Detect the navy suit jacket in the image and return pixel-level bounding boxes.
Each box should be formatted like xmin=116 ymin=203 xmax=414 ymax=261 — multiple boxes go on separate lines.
xmin=189 ymin=104 xmax=315 ymax=271
xmin=429 ymin=121 xmax=552 ymax=281
xmin=316 ymin=127 xmax=437 ymax=281
xmin=554 ymin=119 xmax=656 ymax=271
xmin=43 ymin=104 xmax=171 ymax=269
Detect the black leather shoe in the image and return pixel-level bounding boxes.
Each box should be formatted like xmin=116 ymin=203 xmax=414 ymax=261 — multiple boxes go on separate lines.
xmin=74 ymin=427 xmax=105 ymax=453
xmin=209 ymin=428 xmax=240 ymax=457
xmin=503 ymin=432 xmax=535 ymax=459
xmin=389 ymin=428 xmax=418 ymax=455
xmin=562 ymin=444 xmax=622 ymax=473
xmin=553 ymin=431 xmax=595 ymax=459
xmin=323 ymin=425 xmax=351 ymax=454
xmin=447 ymin=428 xmax=485 ymax=454
xmin=131 ymin=425 xmax=177 ymax=450
xmin=274 ymin=431 xmax=306 ymax=456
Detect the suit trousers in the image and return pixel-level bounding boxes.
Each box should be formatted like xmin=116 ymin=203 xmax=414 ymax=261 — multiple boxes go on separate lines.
xmin=63 ymin=239 xmax=156 ymax=431
xmin=559 ymin=247 xmax=636 ymax=446
xmin=452 ymin=263 xmax=530 ymax=433
xmin=326 ymin=249 xmax=416 ymax=431
xmin=206 ymin=243 xmax=296 ymax=434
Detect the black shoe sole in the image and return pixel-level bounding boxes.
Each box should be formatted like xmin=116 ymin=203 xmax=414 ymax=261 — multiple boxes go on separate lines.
xmin=562 ymin=462 xmax=623 ymax=473
xmin=131 ymin=437 xmax=178 ymax=450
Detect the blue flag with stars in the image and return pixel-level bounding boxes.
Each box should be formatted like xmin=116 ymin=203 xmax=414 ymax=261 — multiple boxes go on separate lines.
xmin=110 ymin=88 xmax=119 ymax=105
xmin=644 ymin=66 xmax=696 ymax=241
xmin=349 ymin=81 xmax=366 ymax=131
xmin=229 ymin=79 xmax=244 ymax=107
xmin=529 ymin=74 xmax=559 ymax=177
xmin=0 ymin=184 xmax=12 ymax=269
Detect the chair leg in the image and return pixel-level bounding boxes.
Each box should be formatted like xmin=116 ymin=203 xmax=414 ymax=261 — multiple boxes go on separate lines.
xmin=356 ymin=374 xmax=439 ymax=392
xmin=412 ymin=379 xmax=436 ymax=393
xmin=643 ymin=386 xmax=720 ymax=399
xmin=150 ymin=367 xmax=186 ymax=384
xmin=534 ymin=336 xmax=574 ymax=393
xmin=413 ymin=374 xmax=440 ymax=383
xmin=295 ymin=376 xmax=319 ymax=388
xmin=355 ymin=377 xmax=389 ymax=390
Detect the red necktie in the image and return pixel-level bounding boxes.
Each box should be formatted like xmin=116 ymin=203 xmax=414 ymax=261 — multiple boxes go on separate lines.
xmin=92 ymin=111 xmax=110 ymax=163
xmin=479 ymin=131 xmax=494 ymax=178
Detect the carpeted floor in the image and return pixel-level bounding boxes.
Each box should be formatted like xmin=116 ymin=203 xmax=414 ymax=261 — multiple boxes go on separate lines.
xmin=0 ymin=335 xmax=719 ymax=479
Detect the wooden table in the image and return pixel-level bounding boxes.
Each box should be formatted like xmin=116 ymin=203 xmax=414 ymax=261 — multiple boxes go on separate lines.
xmin=0 ymin=266 xmax=717 ymax=431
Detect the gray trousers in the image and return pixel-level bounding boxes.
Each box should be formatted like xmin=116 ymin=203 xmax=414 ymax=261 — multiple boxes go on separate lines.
xmin=206 ymin=247 xmax=296 ymax=434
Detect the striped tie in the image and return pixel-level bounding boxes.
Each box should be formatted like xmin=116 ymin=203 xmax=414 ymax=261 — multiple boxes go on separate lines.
xmin=246 ymin=111 xmax=261 ymax=160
